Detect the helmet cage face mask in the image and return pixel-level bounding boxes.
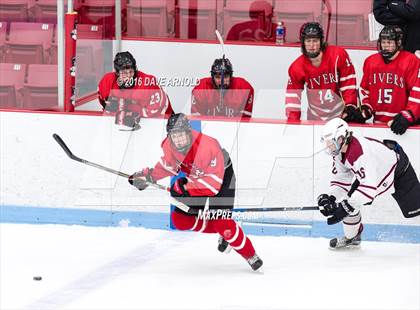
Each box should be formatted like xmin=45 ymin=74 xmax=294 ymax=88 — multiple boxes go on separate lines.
xmin=320 ymin=118 xmax=350 ymax=156
xmin=377 ymin=26 xmax=403 ymax=62
xmin=114 ymin=52 xmax=138 ymax=89
xmin=300 ymin=22 xmax=325 ymax=58
xmin=166 ymin=113 xmax=192 ymax=153
xmin=211 ymin=58 xmax=233 ymax=89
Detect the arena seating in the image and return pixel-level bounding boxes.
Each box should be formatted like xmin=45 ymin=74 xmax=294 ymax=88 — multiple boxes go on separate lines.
xmin=274 ymin=0 xmax=322 ymax=43
xmin=0 ymin=0 xmax=30 ymax=22
xmin=21 ymin=63 xmax=58 ymax=109
xmin=33 ymin=0 xmax=58 ymax=23
xmin=175 ymin=0 xmax=219 ymax=40
xmin=4 ymin=22 xmax=54 ymax=64
xmin=0 ymin=62 xmax=26 ymax=108
xmin=126 ymin=0 xmax=175 ymax=37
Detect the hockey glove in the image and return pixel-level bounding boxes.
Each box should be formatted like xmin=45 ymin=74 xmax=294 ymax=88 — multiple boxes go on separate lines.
xmin=342 ymin=105 xmax=365 ymax=123
xmin=128 ymin=168 xmax=154 ymax=191
xmin=391 ymin=110 xmax=414 ymax=135
xmin=121 ymin=112 xmax=141 ymax=130
xmin=360 ymin=104 xmax=373 ymax=121
xmin=104 ymin=96 xmax=119 ymax=112
xmin=327 ymin=200 xmax=355 ymax=225
xmin=170 ymin=177 xmax=190 ymax=197
xmin=317 ymin=194 xmax=337 ymax=216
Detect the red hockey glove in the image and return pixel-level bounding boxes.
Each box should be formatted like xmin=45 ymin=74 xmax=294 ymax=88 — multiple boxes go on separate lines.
xmin=170 ymin=177 xmax=190 ymax=197
xmin=128 ymin=168 xmax=154 ymax=191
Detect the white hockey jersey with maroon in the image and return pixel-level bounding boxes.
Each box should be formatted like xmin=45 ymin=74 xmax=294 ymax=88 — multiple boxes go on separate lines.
xmin=328 ymin=136 xmax=398 ymax=208
xmin=359 ymin=51 xmax=420 ymax=124
xmin=149 ymin=130 xmax=225 ymax=196
xmin=285 ymin=45 xmax=357 ymax=121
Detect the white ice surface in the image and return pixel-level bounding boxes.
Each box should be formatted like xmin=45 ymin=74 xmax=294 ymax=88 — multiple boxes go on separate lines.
xmin=0 ymin=223 xmax=419 ymax=310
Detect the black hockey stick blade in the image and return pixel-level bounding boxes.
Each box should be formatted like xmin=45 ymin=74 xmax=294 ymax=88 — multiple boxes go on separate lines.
xmin=53 ymin=133 xmax=80 ymax=162
xmin=233 ymin=206 xmax=319 ymax=212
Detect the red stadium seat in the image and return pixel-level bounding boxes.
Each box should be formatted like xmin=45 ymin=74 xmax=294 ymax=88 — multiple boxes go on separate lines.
xmin=77 ymin=23 xmax=103 ymax=39
xmin=77 ymin=0 xmax=125 ymax=38
xmin=175 ymin=0 xmax=218 ymax=40
xmin=274 ymin=0 xmax=322 ymax=43
xmin=0 ymin=0 xmax=30 ymax=22
xmin=33 ymin=0 xmax=58 ymax=23
xmin=322 ymin=0 xmax=372 ymax=46
xmin=4 ymin=22 xmax=54 ymax=64
xmin=126 ymin=0 xmax=175 ymax=38
xmin=21 ymin=63 xmax=58 ymax=109
xmin=0 ymin=22 xmax=7 ymax=62
xmin=0 ymin=63 xmax=26 ymax=108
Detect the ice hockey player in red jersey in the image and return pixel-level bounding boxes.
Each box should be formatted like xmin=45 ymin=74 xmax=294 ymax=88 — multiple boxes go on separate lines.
xmin=128 ymin=113 xmax=263 ymax=271
xmin=317 ymin=118 xmax=420 ymax=249
xmin=191 ymin=58 xmax=254 ymax=118
xmin=359 ymin=25 xmax=420 ymax=135
xmin=98 ymin=51 xmax=173 ymax=130
xmin=285 ymin=22 xmax=359 ymax=122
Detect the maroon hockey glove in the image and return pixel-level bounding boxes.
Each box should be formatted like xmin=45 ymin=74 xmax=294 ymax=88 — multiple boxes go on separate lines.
xmin=128 ymin=168 xmax=154 ymax=191
xmin=391 ymin=110 xmax=414 ymax=135
xmin=170 ymin=177 xmax=190 ymax=197
xmin=317 ymin=194 xmax=337 ymax=216
xmin=327 ymin=200 xmax=355 ymax=225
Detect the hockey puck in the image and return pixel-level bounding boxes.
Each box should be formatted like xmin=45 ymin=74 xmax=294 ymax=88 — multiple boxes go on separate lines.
xmin=33 ymin=276 xmax=42 ymax=281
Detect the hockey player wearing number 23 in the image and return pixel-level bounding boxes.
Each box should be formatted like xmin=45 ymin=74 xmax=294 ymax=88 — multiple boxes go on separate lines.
xmin=317 ymin=118 xmax=420 ymax=249
xmin=359 ymin=25 xmax=420 ymax=135
xmin=128 ymin=113 xmax=263 ymax=271
xmin=98 ymin=51 xmax=173 ymax=129
xmin=285 ymin=22 xmax=360 ymax=122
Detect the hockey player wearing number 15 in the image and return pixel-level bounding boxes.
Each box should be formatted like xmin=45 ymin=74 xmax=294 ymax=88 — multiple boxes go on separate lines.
xmin=359 ymin=25 xmax=420 ymax=135
xmin=317 ymin=118 xmax=420 ymax=249
xmin=285 ymin=22 xmax=360 ymax=122
xmin=127 ymin=113 xmax=263 ymax=271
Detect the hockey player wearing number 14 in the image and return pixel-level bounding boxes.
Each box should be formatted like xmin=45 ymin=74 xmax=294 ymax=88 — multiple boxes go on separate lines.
xmin=285 ymin=22 xmax=360 ymax=122
xmin=317 ymin=118 xmax=420 ymax=249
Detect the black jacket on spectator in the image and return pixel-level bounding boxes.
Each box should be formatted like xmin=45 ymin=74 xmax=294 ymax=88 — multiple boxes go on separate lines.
xmin=373 ymin=0 xmax=420 ymax=53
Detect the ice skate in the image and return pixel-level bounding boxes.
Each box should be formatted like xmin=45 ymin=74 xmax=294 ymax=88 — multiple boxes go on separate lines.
xmin=246 ymin=253 xmax=263 ymax=271
xmin=329 ymin=224 xmax=363 ymax=249
xmin=217 ymin=236 xmax=232 ymax=254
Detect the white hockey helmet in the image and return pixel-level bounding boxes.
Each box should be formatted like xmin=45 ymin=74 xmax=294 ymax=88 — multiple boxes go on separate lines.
xmin=321 ymin=118 xmax=350 ymax=156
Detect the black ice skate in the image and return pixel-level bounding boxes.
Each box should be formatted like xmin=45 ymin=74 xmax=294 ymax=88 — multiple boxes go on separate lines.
xmin=217 ymin=236 xmax=232 ymax=254
xmin=329 ymin=224 xmax=363 ymax=249
xmin=246 ymin=253 xmax=263 ymax=271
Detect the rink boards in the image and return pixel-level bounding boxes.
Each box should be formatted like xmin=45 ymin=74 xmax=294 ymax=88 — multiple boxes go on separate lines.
xmin=1 ymin=111 xmax=419 ymax=242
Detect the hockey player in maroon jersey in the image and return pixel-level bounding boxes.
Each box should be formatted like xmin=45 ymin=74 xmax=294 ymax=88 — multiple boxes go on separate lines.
xmin=359 ymin=25 xmax=420 ymax=135
xmin=98 ymin=51 xmax=173 ymax=130
xmin=127 ymin=113 xmax=263 ymax=271
xmin=317 ymin=118 xmax=420 ymax=249
xmin=285 ymin=22 xmax=359 ymax=122
xmin=191 ymin=58 xmax=254 ymax=118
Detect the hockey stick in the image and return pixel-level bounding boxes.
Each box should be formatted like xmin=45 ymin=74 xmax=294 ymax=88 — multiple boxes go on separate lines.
xmin=52 ymin=133 xmax=168 ymax=192
xmin=233 ymin=206 xmax=319 ymax=212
